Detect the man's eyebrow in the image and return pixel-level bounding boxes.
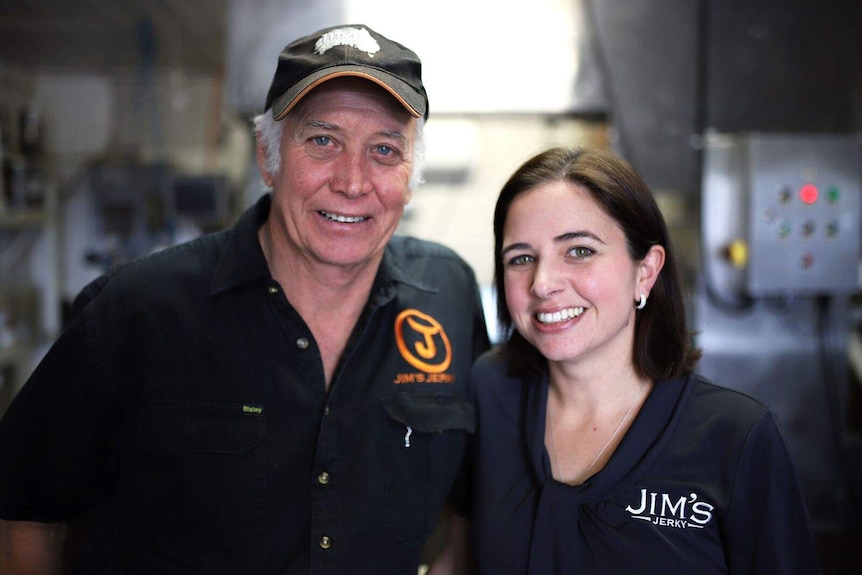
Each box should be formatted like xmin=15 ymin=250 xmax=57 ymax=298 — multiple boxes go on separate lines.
xmin=380 ymin=130 xmax=409 ymax=146
xmin=304 ymin=119 xmax=338 ymax=131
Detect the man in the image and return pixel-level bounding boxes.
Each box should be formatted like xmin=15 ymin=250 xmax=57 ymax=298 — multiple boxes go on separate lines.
xmin=0 ymin=24 xmax=488 ymax=574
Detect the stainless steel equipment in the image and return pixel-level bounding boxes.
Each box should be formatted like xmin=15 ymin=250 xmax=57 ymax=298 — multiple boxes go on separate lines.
xmin=696 ymin=133 xmax=862 ymax=532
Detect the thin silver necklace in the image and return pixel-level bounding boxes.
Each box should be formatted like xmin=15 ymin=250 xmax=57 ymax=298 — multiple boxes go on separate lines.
xmin=547 ymin=383 xmax=645 ymax=482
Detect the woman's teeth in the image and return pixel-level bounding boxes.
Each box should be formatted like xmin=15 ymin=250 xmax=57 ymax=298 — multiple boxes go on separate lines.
xmin=537 ymin=307 xmax=584 ymax=324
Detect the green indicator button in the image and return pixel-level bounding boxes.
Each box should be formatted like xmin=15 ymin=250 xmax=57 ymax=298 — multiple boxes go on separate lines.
xmin=827 ymin=186 xmax=840 ymax=204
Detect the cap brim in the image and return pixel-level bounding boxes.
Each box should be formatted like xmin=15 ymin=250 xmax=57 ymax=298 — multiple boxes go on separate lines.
xmin=271 ymin=66 xmax=426 ymax=120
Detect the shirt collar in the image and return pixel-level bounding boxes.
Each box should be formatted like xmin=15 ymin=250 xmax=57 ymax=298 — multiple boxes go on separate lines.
xmin=210 ymin=193 xmax=272 ymax=295
xmin=209 ymin=193 xmax=434 ymax=298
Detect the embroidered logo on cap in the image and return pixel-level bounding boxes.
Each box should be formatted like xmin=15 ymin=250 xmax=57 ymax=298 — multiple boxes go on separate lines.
xmin=315 ymin=27 xmax=380 ymax=57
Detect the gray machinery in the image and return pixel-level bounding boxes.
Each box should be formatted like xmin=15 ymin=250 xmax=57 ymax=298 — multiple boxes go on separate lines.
xmin=696 ymin=133 xmax=862 ymax=533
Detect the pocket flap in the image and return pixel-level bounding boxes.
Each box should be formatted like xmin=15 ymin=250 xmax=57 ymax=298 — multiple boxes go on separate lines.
xmin=380 ymin=390 xmax=475 ymax=434
xmin=138 ymin=400 xmax=266 ymax=454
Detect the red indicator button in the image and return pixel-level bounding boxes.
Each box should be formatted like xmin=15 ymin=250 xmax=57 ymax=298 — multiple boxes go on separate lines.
xmin=800 ymin=184 xmax=819 ymax=204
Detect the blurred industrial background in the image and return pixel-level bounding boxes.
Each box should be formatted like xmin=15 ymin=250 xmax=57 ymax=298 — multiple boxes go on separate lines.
xmin=0 ymin=0 xmax=860 ymax=571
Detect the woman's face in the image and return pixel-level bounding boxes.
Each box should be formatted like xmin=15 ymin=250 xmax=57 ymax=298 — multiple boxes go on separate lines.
xmin=501 ymin=180 xmax=656 ymax=372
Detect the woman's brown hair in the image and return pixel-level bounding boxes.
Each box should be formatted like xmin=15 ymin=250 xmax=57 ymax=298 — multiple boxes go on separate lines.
xmin=492 ymin=146 xmax=701 ymax=380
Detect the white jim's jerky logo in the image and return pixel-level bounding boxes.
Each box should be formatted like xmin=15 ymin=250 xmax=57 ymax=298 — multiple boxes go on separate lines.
xmin=625 ymin=488 xmax=714 ymax=529
xmin=315 ymin=27 xmax=380 ymax=57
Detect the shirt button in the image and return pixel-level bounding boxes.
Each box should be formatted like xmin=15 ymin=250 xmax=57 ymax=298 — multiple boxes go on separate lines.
xmin=317 ymin=471 xmax=330 ymax=485
xmin=296 ymin=338 xmax=309 ymax=349
xmin=319 ymin=536 xmax=331 ymax=550
xmin=267 ymin=285 xmax=278 ymax=295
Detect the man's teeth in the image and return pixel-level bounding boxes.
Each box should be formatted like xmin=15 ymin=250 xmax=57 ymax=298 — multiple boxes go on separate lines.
xmin=537 ymin=307 xmax=584 ymax=324
xmin=321 ymin=211 xmax=367 ymax=223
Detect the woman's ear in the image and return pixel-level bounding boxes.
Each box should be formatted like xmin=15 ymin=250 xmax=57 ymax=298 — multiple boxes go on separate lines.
xmin=637 ymin=244 xmax=666 ymax=298
xmin=256 ymin=138 xmax=274 ymax=187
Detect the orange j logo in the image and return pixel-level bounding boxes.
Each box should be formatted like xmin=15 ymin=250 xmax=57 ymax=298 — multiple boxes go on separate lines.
xmin=394 ymin=309 xmax=452 ymax=373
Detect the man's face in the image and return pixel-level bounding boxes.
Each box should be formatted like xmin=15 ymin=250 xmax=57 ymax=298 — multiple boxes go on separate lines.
xmin=259 ymin=78 xmax=416 ymax=272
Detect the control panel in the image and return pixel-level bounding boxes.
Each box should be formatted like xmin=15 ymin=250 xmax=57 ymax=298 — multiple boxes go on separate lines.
xmin=747 ymin=135 xmax=860 ymax=295
xmin=702 ymin=133 xmax=862 ymax=298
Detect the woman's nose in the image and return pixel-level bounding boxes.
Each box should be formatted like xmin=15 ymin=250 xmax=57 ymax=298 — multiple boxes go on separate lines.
xmin=530 ymin=260 xmax=564 ymax=299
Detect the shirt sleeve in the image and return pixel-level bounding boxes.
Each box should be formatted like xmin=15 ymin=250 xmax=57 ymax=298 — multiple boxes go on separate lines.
xmin=447 ymin=284 xmax=488 ymax=519
xmin=0 ymin=299 xmax=119 ymax=522
xmin=721 ymin=409 xmax=821 ymax=574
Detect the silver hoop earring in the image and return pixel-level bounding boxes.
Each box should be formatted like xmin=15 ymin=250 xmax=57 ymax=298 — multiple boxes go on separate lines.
xmin=635 ymin=293 xmax=647 ymax=310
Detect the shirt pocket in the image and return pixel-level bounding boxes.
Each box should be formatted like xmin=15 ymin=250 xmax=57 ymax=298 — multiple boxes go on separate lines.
xmin=133 ymin=399 xmax=268 ymax=557
xmin=380 ymin=389 xmax=475 ymax=542
xmin=138 ymin=399 xmax=265 ymax=454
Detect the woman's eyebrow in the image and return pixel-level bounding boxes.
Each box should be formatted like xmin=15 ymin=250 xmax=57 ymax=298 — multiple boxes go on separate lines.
xmin=500 ymin=242 xmax=531 ymax=257
xmin=555 ymin=231 xmax=605 ymax=244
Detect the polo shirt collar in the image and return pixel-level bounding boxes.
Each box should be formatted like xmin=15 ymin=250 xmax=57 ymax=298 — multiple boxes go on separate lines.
xmin=379 ymin=243 xmax=435 ymax=292
xmin=210 ymin=194 xmax=272 ymax=295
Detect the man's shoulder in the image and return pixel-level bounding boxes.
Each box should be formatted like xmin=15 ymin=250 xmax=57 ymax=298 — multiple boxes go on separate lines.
xmin=386 ymin=235 xmax=479 ymax=291
xmin=388 ymin=235 xmax=468 ymax=265
xmin=73 ymin=231 xmax=228 ymax=312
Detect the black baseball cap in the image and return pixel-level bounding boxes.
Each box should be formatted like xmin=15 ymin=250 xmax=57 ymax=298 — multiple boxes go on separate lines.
xmin=264 ymin=24 xmax=428 ymax=120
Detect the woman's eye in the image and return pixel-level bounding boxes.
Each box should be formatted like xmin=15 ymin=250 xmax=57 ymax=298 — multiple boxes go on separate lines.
xmin=568 ymin=246 xmax=593 ymax=258
xmin=507 ymin=254 xmax=535 ymax=266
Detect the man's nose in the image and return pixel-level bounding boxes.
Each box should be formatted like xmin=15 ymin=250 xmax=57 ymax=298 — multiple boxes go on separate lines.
xmin=331 ymin=150 xmax=372 ymax=198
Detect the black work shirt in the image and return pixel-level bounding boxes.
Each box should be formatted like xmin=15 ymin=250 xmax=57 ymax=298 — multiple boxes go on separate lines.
xmin=471 ymin=352 xmax=820 ymax=574
xmin=0 ymin=194 xmax=489 ymax=574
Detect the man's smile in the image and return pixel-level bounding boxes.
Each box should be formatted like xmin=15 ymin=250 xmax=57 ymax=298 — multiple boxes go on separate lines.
xmin=319 ymin=210 xmax=369 ymax=223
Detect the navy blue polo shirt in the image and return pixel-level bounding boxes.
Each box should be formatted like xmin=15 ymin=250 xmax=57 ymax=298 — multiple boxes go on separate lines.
xmin=470 ymin=351 xmax=820 ymax=574
xmin=0 ymin=194 xmax=489 ymax=574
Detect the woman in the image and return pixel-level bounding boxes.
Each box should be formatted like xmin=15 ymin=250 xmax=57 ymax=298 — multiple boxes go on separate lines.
xmin=471 ymin=147 xmax=820 ymax=574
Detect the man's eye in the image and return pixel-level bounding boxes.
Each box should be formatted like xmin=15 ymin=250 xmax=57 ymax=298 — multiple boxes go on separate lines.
xmin=374 ymin=144 xmax=403 ymax=165
xmin=312 ymin=136 xmax=332 ymax=147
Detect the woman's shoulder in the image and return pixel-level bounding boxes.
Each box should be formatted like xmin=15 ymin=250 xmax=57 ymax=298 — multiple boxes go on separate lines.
xmin=471 ymin=347 xmax=532 ymax=399
xmin=686 ymin=375 xmax=768 ymax=413
xmin=680 ymin=374 xmax=775 ymax=435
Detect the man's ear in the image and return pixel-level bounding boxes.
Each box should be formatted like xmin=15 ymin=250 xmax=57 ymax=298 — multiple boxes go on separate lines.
xmin=637 ymin=244 xmax=666 ymax=298
xmin=256 ymin=138 xmax=274 ymax=187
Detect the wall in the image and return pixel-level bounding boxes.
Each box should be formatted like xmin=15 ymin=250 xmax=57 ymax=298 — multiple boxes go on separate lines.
xmin=0 ymin=63 xmax=251 ymax=379
xmin=400 ymin=115 xmax=607 ymax=288
xmin=31 ymin=71 xmax=251 ymax=304
xmin=227 ymin=0 xmax=603 ymax=117
xmin=227 ymin=0 xmax=614 ymax=292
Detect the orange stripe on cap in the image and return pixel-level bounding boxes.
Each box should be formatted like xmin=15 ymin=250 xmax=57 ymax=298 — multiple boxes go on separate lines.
xmin=272 ymin=71 xmax=423 ymax=121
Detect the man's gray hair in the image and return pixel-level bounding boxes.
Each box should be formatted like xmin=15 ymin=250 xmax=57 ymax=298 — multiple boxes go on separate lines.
xmin=252 ymin=113 xmax=426 ymax=191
